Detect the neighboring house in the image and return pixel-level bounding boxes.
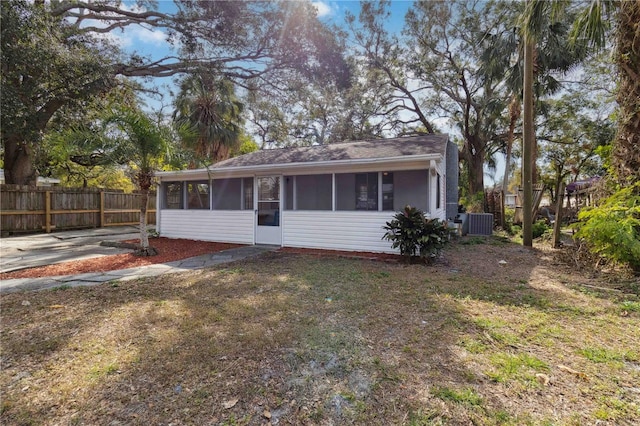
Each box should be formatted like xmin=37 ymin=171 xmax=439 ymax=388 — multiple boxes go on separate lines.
xmin=0 ymin=169 xmax=60 ymax=186
xmin=155 ymin=135 xmax=458 ymax=253
xmin=504 ymin=192 xmax=517 ymax=208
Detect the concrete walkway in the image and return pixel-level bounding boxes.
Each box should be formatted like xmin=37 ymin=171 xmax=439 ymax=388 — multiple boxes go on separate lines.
xmin=0 ymin=245 xmax=277 ymax=294
xmin=0 ymin=226 xmax=142 ymax=274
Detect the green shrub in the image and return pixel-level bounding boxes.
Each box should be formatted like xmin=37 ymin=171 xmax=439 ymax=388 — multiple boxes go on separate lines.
xmin=464 ymin=192 xmax=485 ymax=213
xmin=532 ymin=220 xmax=550 ymax=239
xmin=502 ymin=207 xmax=516 ymax=234
xmin=573 ymin=183 xmax=640 ymax=273
xmin=382 ymin=205 xmax=450 ymax=262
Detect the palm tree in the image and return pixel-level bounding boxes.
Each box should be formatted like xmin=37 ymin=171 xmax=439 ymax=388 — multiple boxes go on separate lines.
xmin=610 ymin=1 xmax=640 ymax=187
xmin=518 ymin=0 xmax=613 ymax=246
xmin=105 ymin=109 xmax=169 ymax=255
xmin=173 ymin=73 xmax=243 ymax=167
xmin=523 ymin=0 xmax=639 ymax=188
xmin=502 ymin=97 xmax=521 ymax=194
xmin=481 ymin=3 xmax=589 ymax=189
xmin=522 ymin=32 xmax=535 ymax=247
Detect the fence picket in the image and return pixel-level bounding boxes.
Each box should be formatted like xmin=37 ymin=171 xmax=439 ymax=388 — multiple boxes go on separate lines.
xmin=0 ymin=185 xmax=156 ymax=234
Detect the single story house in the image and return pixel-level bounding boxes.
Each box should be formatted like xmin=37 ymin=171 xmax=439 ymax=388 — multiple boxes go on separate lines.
xmin=155 ymin=135 xmax=458 ymax=253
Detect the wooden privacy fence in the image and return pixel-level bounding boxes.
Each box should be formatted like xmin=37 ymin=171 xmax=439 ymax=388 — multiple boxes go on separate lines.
xmin=0 ymin=185 xmax=156 ymax=234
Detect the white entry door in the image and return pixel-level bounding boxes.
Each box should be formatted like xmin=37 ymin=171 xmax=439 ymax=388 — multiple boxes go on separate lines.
xmin=255 ymin=176 xmax=281 ymax=245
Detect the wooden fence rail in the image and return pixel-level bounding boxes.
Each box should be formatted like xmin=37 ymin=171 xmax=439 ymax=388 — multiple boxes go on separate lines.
xmin=0 ymin=185 xmax=156 ymax=235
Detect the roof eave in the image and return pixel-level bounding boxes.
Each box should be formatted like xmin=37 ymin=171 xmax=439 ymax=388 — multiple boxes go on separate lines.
xmin=156 ymin=153 xmax=443 ymax=181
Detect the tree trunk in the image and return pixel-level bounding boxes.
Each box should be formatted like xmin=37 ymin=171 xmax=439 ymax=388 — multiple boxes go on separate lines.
xmin=135 ymin=172 xmax=157 ymax=256
xmin=465 ymin=135 xmax=485 ymax=200
xmin=502 ymin=97 xmax=521 ymax=194
xmin=2 ymin=137 xmax=38 ymax=185
xmin=139 ymin=189 xmax=150 ymax=249
xmin=614 ymin=1 xmax=640 ymax=187
xmin=532 ymin=134 xmax=539 ymax=185
xmin=522 ymin=33 xmax=535 ymax=247
xmin=468 ymin=149 xmax=485 ymax=199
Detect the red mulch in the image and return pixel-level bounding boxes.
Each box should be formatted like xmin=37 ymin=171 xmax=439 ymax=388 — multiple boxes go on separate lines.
xmin=1 ymin=240 xmax=403 ymax=281
xmin=0 ymin=238 xmax=242 ymax=280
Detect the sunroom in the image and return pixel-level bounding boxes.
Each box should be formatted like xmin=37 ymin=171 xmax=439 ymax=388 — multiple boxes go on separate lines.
xmin=155 ymin=135 xmax=458 ymax=253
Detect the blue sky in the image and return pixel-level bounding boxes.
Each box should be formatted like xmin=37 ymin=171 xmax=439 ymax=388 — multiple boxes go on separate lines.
xmin=314 ymin=0 xmax=412 ymax=27
xmin=108 ymin=1 xmax=502 ymax=185
xmin=114 ymin=1 xmax=413 ymax=80
xmin=114 ymin=1 xmax=416 ymax=116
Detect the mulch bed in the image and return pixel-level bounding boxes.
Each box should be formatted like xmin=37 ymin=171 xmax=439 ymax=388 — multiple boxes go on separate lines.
xmin=0 ymin=238 xmax=242 ymax=280
xmin=0 ymin=239 xmax=404 ymax=281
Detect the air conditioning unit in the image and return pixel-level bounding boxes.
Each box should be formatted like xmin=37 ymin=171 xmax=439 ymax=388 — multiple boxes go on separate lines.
xmin=468 ymin=213 xmax=494 ymax=236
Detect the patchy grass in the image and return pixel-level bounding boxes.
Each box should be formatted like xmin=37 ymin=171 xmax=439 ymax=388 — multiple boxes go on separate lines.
xmin=431 ymin=386 xmax=483 ymax=406
xmin=1 ymin=238 xmax=639 ymax=425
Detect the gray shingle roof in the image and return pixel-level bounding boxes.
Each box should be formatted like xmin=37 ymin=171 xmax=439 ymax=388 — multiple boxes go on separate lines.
xmin=212 ymin=134 xmax=449 ymax=169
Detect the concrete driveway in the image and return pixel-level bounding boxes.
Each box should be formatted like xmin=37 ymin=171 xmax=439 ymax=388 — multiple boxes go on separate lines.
xmin=0 ymin=226 xmax=143 ymax=274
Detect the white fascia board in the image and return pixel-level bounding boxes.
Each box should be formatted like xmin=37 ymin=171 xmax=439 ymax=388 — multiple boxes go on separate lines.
xmin=156 ymin=154 xmax=443 ymax=181
xmin=155 ymin=169 xmax=213 ymax=181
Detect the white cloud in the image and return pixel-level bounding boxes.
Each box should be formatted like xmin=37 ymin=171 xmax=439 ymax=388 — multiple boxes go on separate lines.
xmin=312 ymin=1 xmax=332 ymax=17
xmin=131 ymin=26 xmax=167 ymax=46
xmin=71 ymin=3 xmax=168 ymax=50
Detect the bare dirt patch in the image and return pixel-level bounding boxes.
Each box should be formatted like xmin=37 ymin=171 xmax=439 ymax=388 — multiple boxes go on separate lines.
xmin=0 ymin=238 xmax=242 ymax=280
xmin=1 ymin=236 xmax=639 ymax=425
xmin=279 ymin=246 xmax=403 ymax=262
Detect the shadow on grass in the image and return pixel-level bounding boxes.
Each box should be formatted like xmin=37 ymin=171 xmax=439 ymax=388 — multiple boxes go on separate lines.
xmin=1 ymin=242 xmax=637 ymax=425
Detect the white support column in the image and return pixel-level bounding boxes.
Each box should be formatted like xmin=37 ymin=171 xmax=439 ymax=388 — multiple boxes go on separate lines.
xmin=183 ymin=181 xmax=188 ymax=210
xmin=156 ymin=180 xmax=162 ymax=233
xmin=377 ymin=172 xmax=383 ymax=211
xmin=429 ymin=161 xmax=437 ymax=216
xmin=332 ymin=173 xmax=336 ymax=211
xmin=293 ymin=175 xmax=297 ymax=210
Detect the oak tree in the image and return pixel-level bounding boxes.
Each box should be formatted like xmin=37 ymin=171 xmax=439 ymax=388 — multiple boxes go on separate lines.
xmin=1 ymin=0 xmax=349 ymax=184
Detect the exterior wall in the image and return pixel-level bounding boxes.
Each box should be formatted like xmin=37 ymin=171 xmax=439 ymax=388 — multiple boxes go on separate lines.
xmin=423 ymin=170 xmax=445 ymax=221
xmin=159 ymin=210 xmax=254 ymax=244
xmin=445 ymin=140 xmax=459 ymax=220
xmin=156 ymin=162 xmax=449 ymax=250
xmin=282 ymin=210 xmax=398 ymax=253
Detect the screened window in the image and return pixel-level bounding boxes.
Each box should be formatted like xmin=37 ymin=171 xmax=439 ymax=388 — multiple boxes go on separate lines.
xmin=393 ymin=170 xmax=429 ymax=212
xmin=284 ymin=176 xmax=294 ymax=210
xmin=187 ymin=181 xmax=210 ymax=209
xmin=212 ymin=178 xmax=241 ymax=210
xmin=336 ymin=172 xmax=378 ymax=211
xmin=243 ymin=177 xmax=254 ymax=210
xmin=164 ymin=182 xmax=183 ymax=209
xmin=436 ymin=173 xmax=441 ymax=209
xmin=284 ymin=174 xmax=332 ymax=210
xmin=355 ymin=172 xmax=378 ymax=211
xmin=382 ymin=172 xmax=394 ymax=211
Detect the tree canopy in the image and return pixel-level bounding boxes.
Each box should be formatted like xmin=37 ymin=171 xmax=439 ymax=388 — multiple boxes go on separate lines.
xmin=2 ymin=0 xmax=629 ymax=203
xmin=1 ymin=0 xmax=350 ymax=184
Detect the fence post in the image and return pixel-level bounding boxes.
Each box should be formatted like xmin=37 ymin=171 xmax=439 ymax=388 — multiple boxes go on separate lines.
xmin=100 ymin=190 xmax=105 ymax=227
xmin=45 ymin=191 xmax=52 ymax=233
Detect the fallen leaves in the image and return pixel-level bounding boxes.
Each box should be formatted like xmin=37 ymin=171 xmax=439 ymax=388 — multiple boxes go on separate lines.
xmin=558 ymin=364 xmax=589 ymax=381
xmin=223 ymin=398 xmax=239 ymax=409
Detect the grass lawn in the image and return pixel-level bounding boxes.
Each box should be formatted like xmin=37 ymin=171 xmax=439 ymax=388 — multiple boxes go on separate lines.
xmin=1 ymin=237 xmax=639 ymax=425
